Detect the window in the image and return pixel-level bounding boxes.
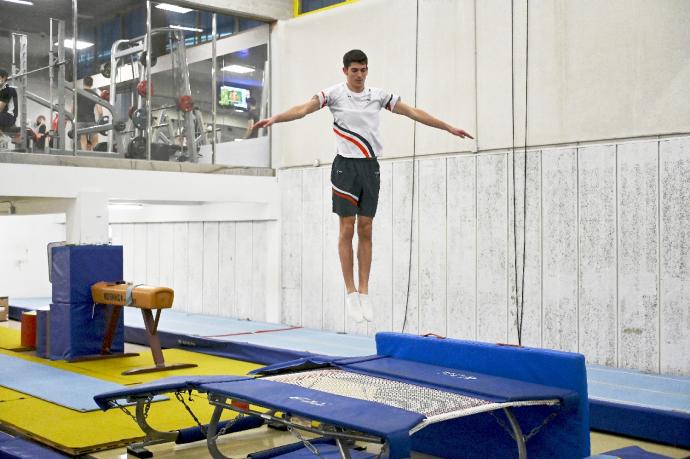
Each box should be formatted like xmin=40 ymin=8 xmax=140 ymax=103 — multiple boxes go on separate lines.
xmin=299 ymin=0 xmax=346 ymax=14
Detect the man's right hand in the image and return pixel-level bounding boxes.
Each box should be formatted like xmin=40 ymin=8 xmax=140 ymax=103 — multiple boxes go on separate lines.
xmin=252 ymin=117 xmax=275 ymax=130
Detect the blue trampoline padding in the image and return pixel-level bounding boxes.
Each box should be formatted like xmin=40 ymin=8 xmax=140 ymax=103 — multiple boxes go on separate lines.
xmin=202 ymin=379 xmax=424 ymax=459
xmin=94 ymin=375 xmax=250 ymax=411
xmin=0 ymin=437 xmax=69 ymax=458
xmin=50 ymin=245 xmax=123 ymax=304
xmin=250 ymin=355 xmax=380 ymax=375
xmin=0 ymin=353 xmax=162 ymax=412
xmin=49 ymin=302 xmax=124 ymax=361
xmin=375 ymin=332 xmax=590 ymax=459
xmin=590 ymin=399 xmax=690 ymax=449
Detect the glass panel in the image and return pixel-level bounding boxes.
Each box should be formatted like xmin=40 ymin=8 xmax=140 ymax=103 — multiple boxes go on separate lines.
xmin=217 ymin=13 xmax=236 ymax=38
xmin=216 ymin=44 xmax=268 ymax=143
xmin=300 ymin=0 xmax=346 ymax=14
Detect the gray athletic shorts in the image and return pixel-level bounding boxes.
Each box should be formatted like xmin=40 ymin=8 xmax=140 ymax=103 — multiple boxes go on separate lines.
xmin=331 ymin=154 xmax=380 ymax=218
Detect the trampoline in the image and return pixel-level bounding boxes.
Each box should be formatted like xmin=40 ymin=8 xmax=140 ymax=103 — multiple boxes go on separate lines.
xmin=95 ymin=347 xmax=581 ymax=459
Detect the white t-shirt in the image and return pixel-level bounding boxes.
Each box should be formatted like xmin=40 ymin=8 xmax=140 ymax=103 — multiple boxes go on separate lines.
xmin=317 ymin=83 xmax=400 ymax=159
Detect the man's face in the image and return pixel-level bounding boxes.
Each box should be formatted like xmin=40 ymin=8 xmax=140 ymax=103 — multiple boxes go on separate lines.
xmin=343 ymin=62 xmax=368 ymax=91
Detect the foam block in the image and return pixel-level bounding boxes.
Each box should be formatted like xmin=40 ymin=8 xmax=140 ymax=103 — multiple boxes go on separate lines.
xmin=35 ymin=309 xmax=49 ymax=358
xmin=375 ymin=332 xmax=590 ymax=459
xmin=48 ymin=302 xmax=124 ymax=361
xmin=50 ymin=245 xmax=123 ymax=304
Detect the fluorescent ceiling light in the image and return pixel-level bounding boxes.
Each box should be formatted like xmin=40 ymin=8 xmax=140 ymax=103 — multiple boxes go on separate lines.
xmin=108 ymin=202 xmax=143 ymax=209
xmin=221 ymin=64 xmax=254 ymax=74
xmin=54 ymin=39 xmax=94 ymax=50
xmin=156 ymin=3 xmax=193 ymax=14
xmin=2 ymin=0 xmax=34 ymax=5
xmin=170 ymin=24 xmax=203 ymax=33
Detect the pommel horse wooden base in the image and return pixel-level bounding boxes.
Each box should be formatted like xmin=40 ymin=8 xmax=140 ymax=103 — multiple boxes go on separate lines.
xmin=90 ymin=281 xmax=197 ymax=376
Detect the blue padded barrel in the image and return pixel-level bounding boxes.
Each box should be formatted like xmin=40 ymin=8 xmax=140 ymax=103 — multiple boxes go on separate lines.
xmin=50 ymin=245 xmax=123 ymax=304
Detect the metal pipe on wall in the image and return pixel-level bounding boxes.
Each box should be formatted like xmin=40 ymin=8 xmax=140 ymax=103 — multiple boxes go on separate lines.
xmin=146 ymin=1 xmax=152 ymax=161
xmin=211 ymin=13 xmax=217 ymax=164
xmin=72 ymin=0 xmax=78 ymax=156
xmin=48 ymin=19 xmax=54 ymax=153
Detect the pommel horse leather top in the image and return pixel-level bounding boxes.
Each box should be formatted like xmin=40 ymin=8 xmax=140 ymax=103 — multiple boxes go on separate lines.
xmin=90 ymin=281 xmax=196 ymax=375
xmin=91 ymin=281 xmax=174 ymax=309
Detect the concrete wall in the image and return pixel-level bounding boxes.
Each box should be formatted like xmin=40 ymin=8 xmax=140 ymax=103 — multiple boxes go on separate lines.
xmin=0 ymin=214 xmax=64 ymax=298
xmin=279 ymin=136 xmax=690 ymax=376
xmin=270 ymin=0 xmax=690 ymax=167
xmin=110 ymin=220 xmax=277 ymax=322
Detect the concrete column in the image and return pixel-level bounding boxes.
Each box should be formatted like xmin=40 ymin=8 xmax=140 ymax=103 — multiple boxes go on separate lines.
xmin=65 ymin=191 xmax=109 ymax=244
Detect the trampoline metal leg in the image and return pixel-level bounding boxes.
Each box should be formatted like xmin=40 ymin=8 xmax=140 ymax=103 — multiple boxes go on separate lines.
xmin=127 ymin=399 xmax=178 ymax=457
xmin=336 ymin=438 xmax=354 ymax=459
xmin=134 ymin=399 xmax=178 ymax=442
xmin=207 ymin=402 xmax=231 ymax=459
xmin=503 ymin=407 xmax=527 ymax=459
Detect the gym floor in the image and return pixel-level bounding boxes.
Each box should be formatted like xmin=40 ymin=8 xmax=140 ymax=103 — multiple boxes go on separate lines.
xmin=0 ymin=319 xmax=688 ymax=459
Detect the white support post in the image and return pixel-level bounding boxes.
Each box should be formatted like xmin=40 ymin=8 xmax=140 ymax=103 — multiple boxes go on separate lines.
xmin=65 ymin=191 xmax=110 ymax=245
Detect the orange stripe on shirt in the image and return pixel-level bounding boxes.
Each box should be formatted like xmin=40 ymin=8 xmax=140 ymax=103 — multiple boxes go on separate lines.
xmin=333 ymin=189 xmax=359 ymax=207
xmin=333 ymin=128 xmax=370 ymax=158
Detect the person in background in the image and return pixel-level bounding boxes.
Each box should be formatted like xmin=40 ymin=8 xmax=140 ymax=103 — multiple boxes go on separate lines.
xmin=71 ymin=76 xmax=102 ymax=150
xmin=34 ymin=115 xmax=47 ymax=152
xmin=243 ymin=97 xmax=260 ymax=139
xmin=0 ymin=68 xmax=18 ymax=134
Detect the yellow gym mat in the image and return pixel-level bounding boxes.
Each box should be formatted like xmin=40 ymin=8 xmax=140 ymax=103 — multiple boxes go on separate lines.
xmin=0 ymin=327 xmax=261 ymax=455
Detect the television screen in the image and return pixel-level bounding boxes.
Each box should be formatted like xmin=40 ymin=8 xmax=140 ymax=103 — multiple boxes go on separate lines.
xmin=219 ymin=86 xmax=250 ymax=110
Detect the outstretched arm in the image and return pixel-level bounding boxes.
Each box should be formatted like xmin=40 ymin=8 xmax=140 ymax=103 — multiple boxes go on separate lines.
xmin=253 ymin=96 xmax=321 ymax=131
xmin=393 ymin=101 xmax=474 ymax=139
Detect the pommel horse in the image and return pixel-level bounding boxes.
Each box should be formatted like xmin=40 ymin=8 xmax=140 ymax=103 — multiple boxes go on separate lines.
xmin=91 ymin=281 xmax=197 ymax=376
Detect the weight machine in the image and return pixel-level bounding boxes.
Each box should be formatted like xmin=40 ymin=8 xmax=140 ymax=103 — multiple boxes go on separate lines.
xmin=5 ymin=21 xmax=207 ymax=163
xmin=106 ymin=28 xmax=208 ymax=162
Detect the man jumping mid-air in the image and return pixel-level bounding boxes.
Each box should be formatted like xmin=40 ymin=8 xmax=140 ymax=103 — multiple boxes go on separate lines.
xmin=253 ymin=49 xmax=473 ymax=324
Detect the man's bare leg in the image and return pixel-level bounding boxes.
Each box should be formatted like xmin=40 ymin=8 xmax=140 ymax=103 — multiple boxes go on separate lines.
xmin=356 ymin=216 xmax=373 ymax=294
xmin=357 ymin=216 xmax=374 ymax=322
xmin=338 ymin=216 xmax=357 ymax=293
xmin=339 ymin=215 xmax=364 ymax=322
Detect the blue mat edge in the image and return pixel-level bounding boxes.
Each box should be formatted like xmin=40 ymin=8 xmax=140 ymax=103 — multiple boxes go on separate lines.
xmin=589 ymin=399 xmax=690 ymax=449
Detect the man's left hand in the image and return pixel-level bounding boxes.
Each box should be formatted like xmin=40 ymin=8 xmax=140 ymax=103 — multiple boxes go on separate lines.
xmin=448 ymin=127 xmax=474 ymax=139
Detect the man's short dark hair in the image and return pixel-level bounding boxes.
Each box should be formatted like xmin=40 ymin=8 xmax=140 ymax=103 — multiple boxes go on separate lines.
xmin=343 ymin=49 xmax=368 ymax=68
xmin=84 ymin=76 xmax=93 ymax=87
xmin=0 ymin=69 xmax=8 ymax=79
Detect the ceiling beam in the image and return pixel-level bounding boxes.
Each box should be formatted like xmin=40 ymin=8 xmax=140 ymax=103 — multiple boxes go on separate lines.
xmin=174 ymin=0 xmax=293 ymax=21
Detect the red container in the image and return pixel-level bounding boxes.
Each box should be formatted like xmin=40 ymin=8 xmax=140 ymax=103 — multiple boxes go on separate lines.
xmin=20 ymin=311 xmax=37 ymax=348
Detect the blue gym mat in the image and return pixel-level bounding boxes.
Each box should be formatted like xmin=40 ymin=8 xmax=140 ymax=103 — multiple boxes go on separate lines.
xmin=588 ymin=365 xmax=690 ymax=413
xmin=0 ymin=353 xmax=164 ymax=412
